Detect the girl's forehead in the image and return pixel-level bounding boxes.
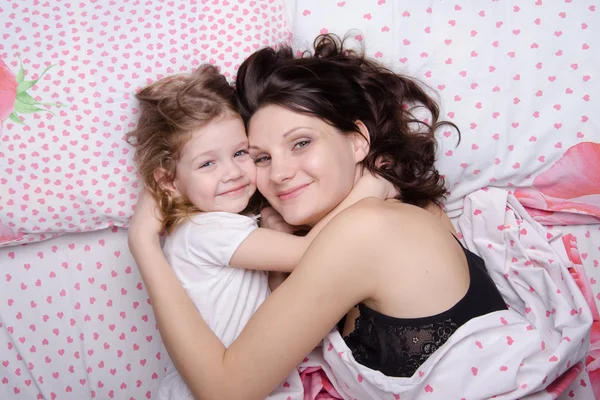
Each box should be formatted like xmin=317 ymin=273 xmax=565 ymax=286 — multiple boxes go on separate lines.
xmin=181 ymin=117 xmax=247 ymax=153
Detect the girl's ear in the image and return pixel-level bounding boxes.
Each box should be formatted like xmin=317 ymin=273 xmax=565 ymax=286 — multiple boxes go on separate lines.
xmin=153 ymin=168 xmax=180 ymax=195
xmin=351 ymin=120 xmax=371 ymax=163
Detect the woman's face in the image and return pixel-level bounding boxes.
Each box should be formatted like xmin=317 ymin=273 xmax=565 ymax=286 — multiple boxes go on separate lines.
xmin=248 ymin=105 xmax=366 ymax=226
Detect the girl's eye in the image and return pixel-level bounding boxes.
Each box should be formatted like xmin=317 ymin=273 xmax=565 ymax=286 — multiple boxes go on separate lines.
xmin=293 ymin=140 xmax=311 ymax=150
xmin=198 ymin=161 xmax=214 ymax=169
xmin=234 ymin=149 xmax=249 ymax=157
xmin=253 ymin=155 xmax=271 ymax=166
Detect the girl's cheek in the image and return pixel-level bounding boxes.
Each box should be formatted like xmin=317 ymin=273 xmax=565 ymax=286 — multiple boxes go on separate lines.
xmin=256 ymin=171 xmax=270 ymax=191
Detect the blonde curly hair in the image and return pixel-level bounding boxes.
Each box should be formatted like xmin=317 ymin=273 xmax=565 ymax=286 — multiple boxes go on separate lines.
xmin=127 ymin=65 xmax=240 ymax=234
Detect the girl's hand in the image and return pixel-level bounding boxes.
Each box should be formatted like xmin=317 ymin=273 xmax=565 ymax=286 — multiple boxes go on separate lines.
xmin=259 ymin=206 xmax=302 ymax=234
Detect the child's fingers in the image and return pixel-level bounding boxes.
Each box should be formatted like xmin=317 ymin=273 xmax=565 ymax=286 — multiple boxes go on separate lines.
xmin=260 ymin=207 xmax=298 ymax=233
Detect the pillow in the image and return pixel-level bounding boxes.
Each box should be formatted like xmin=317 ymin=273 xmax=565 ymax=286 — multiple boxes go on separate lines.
xmin=0 ymin=0 xmax=291 ymax=245
xmin=286 ymin=0 xmax=599 ymax=217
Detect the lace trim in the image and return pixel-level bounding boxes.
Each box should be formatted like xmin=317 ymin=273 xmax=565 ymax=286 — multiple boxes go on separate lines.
xmin=343 ymin=309 xmax=458 ymax=378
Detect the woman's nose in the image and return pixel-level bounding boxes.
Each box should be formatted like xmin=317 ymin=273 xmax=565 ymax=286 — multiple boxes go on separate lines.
xmin=270 ymin=156 xmax=294 ymax=184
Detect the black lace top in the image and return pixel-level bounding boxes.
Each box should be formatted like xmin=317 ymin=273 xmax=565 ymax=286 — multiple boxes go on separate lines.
xmin=341 ymin=238 xmax=507 ymax=378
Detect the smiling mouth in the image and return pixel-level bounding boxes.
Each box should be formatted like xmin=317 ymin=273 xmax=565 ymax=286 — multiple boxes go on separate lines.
xmin=277 ymin=183 xmax=310 ymax=201
xmin=219 ymin=184 xmax=248 ymax=196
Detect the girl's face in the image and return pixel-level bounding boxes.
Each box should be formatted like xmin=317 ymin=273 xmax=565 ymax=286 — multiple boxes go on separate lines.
xmin=171 ymin=115 xmax=256 ymax=213
xmin=248 ymin=105 xmax=367 ymax=227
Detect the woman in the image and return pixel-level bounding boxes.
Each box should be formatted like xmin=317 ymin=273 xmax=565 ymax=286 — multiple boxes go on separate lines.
xmin=128 ymin=34 xmax=508 ymax=399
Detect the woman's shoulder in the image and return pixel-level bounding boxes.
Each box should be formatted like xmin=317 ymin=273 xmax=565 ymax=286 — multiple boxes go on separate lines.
xmin=320 ymin=198 xmax=452 ymax=255
xmin=332 ymin=198 xmax=428 ymax=229
xmin=314 ymin=199 xmax=421 ymax=251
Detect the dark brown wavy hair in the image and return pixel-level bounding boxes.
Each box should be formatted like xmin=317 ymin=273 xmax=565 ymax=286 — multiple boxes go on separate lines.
xmin=235 ymin=34 xmax=459 ymax=208
xmin=126 ymin=65 xmax=241 ymax=233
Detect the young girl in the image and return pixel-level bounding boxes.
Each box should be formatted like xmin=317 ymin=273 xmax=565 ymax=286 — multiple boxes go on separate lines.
xmin=127 ymin=65 xmax=394 ymax=399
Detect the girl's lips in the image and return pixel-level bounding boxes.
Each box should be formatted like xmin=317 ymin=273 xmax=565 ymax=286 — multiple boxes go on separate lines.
xmin=219 ymin=184 xmax=248 ymax=196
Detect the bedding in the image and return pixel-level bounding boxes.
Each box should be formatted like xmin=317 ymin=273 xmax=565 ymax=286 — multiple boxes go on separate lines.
xmin=321 ymin=188 xmax=593 ymax=399
xmin=286 ymin=0 xmax=599 ymax=218
xmin=0 ymin=0 xmax=291 ymax=244
xmin=287 ymin=2 xmax=599 ymax=396
xmin=1 ymin=1 xmax=599 ymax=399
xmin=0 ymin=226 xmax=167 ymax=399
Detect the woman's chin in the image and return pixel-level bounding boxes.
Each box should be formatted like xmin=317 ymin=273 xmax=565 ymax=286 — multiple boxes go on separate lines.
xmin=279 ymin=209 xmax=321 ymax=228
xmin=280 ymin=214 xmax=308 ymax=228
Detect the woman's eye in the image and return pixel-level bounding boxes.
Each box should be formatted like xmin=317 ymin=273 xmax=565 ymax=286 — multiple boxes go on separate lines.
xmin=293 ymin=140 xmax=310 ymax=150
xmin=234 ymin=149 xmax=249 ymax=157
xmin=253 ymin=155 xmax=271 ymax=166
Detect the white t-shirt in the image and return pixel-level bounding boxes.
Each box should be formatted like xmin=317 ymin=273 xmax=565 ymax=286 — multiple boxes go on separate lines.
xmin=158 ymin=212 xmax=271 ymax=399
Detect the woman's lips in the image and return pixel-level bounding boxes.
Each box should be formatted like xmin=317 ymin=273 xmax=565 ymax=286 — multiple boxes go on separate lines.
xmin=277 ymin=183 xmax=310 ymax=201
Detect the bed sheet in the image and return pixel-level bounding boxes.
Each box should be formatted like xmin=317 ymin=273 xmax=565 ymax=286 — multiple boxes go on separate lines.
xmin=2 ymin=225 xmax=597 ymax=399
xmin=0 ymin=227 xmax=167 ymax=399
xmin=548 ymin=223 xmax=600 ymax=399
xmin=2 ymin=1 xmax=599 ymax=399
xmin=455 ymin=219 xmax=600 ymax=399
xmin=548 ymin=225 xmax=600 ymax=318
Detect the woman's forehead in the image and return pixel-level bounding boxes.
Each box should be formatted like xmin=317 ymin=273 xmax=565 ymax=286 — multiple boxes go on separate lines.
xmin=248 ymin=105 xmax=332 ymax=146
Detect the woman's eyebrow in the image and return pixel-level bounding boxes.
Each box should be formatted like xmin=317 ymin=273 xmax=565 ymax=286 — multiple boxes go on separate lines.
xmin=249 ymin=126 xmax=314 ymax=150
xmin=282 ymin=126 xmax=312 ymax=138
xmin=249 ymin=126 xmax=313 ymax=150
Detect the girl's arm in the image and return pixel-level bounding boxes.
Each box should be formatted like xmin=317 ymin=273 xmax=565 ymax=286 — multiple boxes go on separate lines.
xmin=229 ymin=228 xmax=309 ymax=272
xmin=230 ymin=170 xmax=397 ymax=272
xmin=129 ymin=192 xmax=383 ymax=400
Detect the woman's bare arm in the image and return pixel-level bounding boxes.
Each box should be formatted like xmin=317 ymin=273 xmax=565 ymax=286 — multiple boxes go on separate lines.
xmin=129 ymin=197 xmax=384 ymax=400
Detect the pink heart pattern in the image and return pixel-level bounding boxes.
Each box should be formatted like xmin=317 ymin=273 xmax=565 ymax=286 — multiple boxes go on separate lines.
xmin=0 ymin=227 xmax=166 ymax=399
xmin=291 ymin=2 xmax=599 ymax=398
xmin=289 ymin=1 xmax=598 ymax=218
xmin=0 ymin=0 xmax=291 ymax=244
xmin=1 ymin=1 xmax=600 ymax=399
xmin=320 ymin=188 xmax=596 ymax=399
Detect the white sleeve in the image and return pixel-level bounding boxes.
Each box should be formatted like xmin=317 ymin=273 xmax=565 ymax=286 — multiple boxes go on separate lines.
xmin=184 ymin=213 xmax=258 ymax=267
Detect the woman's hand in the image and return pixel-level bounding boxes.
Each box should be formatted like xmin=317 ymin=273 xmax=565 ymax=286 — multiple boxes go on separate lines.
xmin=355 ymin=169 xmax=399 ymax=200
xmin=128 ymin=189 xmax=163 ymax=260
xmin=304 ymin=170 xmax=398 ymax=241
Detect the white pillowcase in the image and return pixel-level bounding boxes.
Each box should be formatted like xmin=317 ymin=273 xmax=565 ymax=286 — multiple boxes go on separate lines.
xmin=0 ymin=0 xmax=291 ymax=245
xmin=286 ymin=0 xmax=599 ymax=217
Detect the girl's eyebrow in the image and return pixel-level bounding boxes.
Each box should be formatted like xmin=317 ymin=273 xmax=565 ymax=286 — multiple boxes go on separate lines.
xmin=191 ymin=150 xmax=215 ymax=164
xmin=192 ymin=140 xmax=248 ymax=161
